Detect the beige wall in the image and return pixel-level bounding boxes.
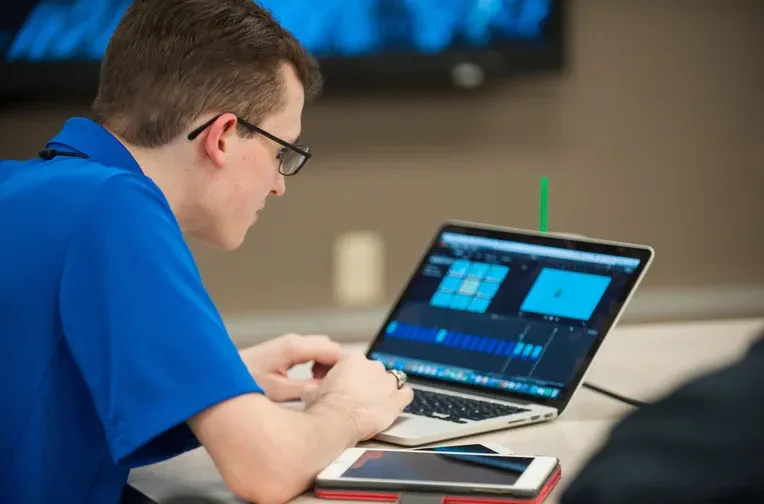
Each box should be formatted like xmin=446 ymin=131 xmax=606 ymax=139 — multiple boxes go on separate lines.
xmin=2 ymin=1 xmax=763 ymax=324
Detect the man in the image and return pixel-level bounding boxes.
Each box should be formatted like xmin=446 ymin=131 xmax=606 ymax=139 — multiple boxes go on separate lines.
xmin=561 ymin=332 xmax=764 ymax=503
xmin=0 ymin=1 xmax=413 ymax=503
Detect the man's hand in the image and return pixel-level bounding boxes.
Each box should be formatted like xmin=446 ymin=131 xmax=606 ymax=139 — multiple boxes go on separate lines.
xmin=305 ymin=352 xmax=414 ymax=441
xmin=239 ymin=333 xmax=343 ymax=402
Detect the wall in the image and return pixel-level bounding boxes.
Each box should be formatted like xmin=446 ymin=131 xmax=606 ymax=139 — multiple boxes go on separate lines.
xmin=1 ymin=0 xmax=763 ymax=341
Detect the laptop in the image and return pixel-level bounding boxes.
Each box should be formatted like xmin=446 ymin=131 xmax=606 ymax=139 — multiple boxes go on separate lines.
xmin=366 ymin=220 xmax=654 ymax=446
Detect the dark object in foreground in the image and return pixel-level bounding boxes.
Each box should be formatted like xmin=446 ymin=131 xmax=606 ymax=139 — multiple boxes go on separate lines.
xmin=562 ymin=332 xmax=764 ymax=504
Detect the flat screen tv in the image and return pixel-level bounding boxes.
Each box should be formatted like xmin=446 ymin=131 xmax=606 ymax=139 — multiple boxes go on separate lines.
xmin=0 ymin=0 xmax=565 ymax=100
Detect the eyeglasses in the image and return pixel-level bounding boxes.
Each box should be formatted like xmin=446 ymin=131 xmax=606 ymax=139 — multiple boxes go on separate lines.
xmin=187 ymin=114 xmax=312 ymax=176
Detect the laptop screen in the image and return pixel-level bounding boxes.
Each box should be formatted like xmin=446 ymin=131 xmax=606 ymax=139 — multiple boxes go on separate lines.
xmin=367 ymin=223 xmax=653 ymax=405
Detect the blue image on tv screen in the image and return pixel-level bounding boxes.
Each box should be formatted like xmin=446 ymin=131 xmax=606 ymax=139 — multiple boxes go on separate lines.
xmin=5 ymin=0 xmax=554 ymax=62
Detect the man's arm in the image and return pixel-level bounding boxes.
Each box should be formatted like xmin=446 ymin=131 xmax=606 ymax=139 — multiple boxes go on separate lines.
xmin=561 ymin=334 xmax=764 ymax=504
xmin=189 ymin=394 xmax=354 ymax=504
xmin=190 ymin=353 xmax=412 ymax=504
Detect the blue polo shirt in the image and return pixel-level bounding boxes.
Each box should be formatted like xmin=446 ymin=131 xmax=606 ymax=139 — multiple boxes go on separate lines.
xmin=0 ymin=118 xmax=263 ymax=503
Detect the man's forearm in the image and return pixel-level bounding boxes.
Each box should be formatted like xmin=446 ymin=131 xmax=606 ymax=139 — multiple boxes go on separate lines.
xmin=266 ymin=401 xmax=361 ymax=500
xmin=190 ymin=393 xmax=360 ymax=504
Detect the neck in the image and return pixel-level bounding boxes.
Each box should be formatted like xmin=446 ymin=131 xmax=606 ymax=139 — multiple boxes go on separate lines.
xmin=118 ymin=138 xmax=203 ymax=232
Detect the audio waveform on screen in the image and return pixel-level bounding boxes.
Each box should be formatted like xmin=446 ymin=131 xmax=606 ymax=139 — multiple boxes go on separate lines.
xmin=6 ymin=0 xmax=552 ymax=62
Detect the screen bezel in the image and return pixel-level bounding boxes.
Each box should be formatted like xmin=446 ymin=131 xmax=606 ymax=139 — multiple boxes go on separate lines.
xmin=365 ymin=220 xmax=655 ymax=413
xmin=316 ymin=448 xmax=558 ymax=495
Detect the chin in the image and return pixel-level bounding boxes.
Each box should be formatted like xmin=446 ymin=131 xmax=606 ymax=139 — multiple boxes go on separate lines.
xmin=215 ymin=233 xmax=248 ymax=251
xmin=193 ymin=228 xmax=248 ymax=251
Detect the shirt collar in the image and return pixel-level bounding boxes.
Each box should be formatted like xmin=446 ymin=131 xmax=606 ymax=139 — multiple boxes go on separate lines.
xmin=46 ymin=117 xmax=144 ymax=174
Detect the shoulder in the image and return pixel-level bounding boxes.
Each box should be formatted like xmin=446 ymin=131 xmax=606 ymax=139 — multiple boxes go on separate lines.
xmin=70 ymin=160 xmax=171 ymax=214
xmin=58 ymin=162 xmax=181 ymax=242
xmin=82 ymin=169 xmax=175 ymax=224
xmin=1 ymin=158 xmax=179 ymax=271
xmin=53 ymin=161 xmax=192 ymax=280
xmin=2 ymin=157 xmax=170 ymax=220
xmin=59 ymin=161 xmax=199 ymax=298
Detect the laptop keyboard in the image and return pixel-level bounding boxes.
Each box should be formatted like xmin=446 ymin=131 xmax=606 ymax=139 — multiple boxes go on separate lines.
xmin=404 ymin=389 xmax=529 ymax=424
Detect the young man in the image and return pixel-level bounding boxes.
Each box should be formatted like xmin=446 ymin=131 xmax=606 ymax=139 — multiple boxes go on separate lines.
xmin=0 ymin=1 xmax=413 ymax=503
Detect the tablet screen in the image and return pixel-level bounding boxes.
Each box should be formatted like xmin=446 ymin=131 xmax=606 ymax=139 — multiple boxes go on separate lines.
xmin=340 ymin=450 xmax=533 ymax=486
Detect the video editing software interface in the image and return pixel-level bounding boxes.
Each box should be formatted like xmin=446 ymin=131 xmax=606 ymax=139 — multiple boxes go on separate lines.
xmin=370 ymin=231 xmax=643 ymax=400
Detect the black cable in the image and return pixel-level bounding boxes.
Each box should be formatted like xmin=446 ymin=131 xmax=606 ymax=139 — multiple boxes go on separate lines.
xmin=582 ymin=381 xmax=647 ymax=408
xmin=38 ymin=148 xmax=89 ymax=160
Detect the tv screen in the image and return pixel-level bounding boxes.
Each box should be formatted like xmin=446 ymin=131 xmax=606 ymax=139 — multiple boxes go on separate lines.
xmin=0 ymin=0 xmax=564 ymax=99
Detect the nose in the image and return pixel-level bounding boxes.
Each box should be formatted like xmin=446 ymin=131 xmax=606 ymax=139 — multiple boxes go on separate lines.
xmin=270 ymin=172 xmax=286 ymax=197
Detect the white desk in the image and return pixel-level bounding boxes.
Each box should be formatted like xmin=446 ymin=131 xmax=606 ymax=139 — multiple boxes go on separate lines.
xmin=129 ymin=318 xmax=764 ymax=503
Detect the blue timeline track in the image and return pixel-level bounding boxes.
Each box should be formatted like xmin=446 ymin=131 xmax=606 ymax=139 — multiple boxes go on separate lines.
xmin=385 ymin=321 xmax=544 ymax=361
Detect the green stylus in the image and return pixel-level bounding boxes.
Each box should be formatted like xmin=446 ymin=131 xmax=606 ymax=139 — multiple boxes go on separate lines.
xmin=539 ymin=176 xmax=549 ymax=233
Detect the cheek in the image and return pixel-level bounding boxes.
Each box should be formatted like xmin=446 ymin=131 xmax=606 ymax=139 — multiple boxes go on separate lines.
xmin=235 ymin=151 xmax=272 ymax=201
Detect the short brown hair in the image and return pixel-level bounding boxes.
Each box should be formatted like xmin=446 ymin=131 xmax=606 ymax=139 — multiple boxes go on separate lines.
xmin=92 ymin=0 xmax=322 ymax=148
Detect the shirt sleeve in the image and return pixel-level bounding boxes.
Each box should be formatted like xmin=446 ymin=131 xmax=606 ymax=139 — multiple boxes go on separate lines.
xmin=560 ymin=335 xmax=764 ymax=504
xmin=59 ymin=173 xmax=263 ymax=468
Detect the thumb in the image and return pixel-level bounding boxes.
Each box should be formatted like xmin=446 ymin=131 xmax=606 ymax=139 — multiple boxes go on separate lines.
xmin=300 ymin=383 xmax=321 ymax=406
xmin=265 ymin=375 xmax=320 ymax=402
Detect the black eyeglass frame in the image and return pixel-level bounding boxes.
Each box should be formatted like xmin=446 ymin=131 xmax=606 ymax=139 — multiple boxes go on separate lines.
xmin=187 ymin=114 xmax=312 ymax=176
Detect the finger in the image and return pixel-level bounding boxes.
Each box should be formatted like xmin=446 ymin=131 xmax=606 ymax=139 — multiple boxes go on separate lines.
xmin=371 ymin=359 xmax=387 ymax=373
xmin=286 ymin=335 xmax=344 ymax=367
xmin=344 ymin=349 xmax=368 ymax=360
xmin=303 ymin=333 xmax=332 ymax=342
xmin=387 ymin=370 xmax=402 ymax=389
xmin=397 ymin=386 xmax=415 ymax=409
xmin=265 ymin=375 xmax=321 ymax=402
xmin=300 ymin=383 xmax=320 ymax=406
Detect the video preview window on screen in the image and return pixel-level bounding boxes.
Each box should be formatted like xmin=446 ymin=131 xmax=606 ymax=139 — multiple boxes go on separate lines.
xmin=371 ymin=232 xmax=641 ymax=400
xmin=4 ymin=0 xmax=554 ymax=62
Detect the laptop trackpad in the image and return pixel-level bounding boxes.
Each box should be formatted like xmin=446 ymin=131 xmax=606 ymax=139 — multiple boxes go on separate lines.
xmin=382 ymin=414 xmax=466 ymax=437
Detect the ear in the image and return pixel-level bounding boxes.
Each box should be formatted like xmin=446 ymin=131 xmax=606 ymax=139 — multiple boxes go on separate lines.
xmin=202 ymin=113 xmax=238 ymax=168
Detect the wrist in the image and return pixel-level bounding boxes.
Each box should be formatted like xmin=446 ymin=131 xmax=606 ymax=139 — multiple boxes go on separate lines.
xmin=306 ymin=398 xmax=362 ymax=448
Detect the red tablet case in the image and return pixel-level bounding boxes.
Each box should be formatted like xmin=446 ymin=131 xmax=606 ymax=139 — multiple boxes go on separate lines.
xmin=314 ymin=465 xmax=562 ymax=504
